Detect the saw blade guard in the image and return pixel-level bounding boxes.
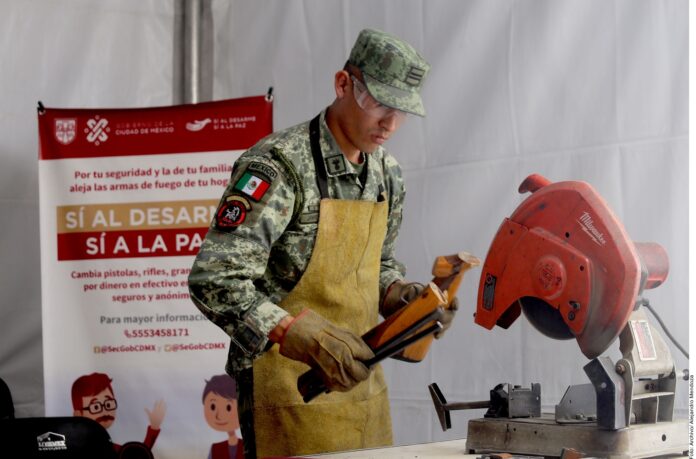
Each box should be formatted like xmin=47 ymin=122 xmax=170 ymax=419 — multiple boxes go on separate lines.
xmin=475 ymin=174 xmax=669 ymax=359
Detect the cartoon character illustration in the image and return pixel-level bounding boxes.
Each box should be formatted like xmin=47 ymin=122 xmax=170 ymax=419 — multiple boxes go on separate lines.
xmin=203 ymin=374 xmax=243 ymax=459
xmin=71 ymin=372 xmax=166 ymax=453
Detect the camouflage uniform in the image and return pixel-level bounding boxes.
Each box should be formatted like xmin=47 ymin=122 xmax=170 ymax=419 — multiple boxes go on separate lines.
xmin=188 ymin=109 xmax=406 ymax=375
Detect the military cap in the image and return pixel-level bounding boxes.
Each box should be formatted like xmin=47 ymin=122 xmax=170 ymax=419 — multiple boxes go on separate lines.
xmin=348 ymin=28 xmax=430 ymax=117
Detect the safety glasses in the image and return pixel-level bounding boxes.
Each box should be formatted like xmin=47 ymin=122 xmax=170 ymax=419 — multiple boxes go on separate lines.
xmin=350 ymin=75 xmax=407 ymax=122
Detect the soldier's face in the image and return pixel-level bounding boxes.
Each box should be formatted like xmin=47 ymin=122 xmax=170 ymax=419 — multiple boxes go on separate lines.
xmin=345 ymin=77 xmax=405 ymax=154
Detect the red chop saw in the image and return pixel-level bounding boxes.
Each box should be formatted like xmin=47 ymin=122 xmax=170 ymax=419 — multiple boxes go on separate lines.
xmin=429 ymin=174 xmax=687 ymax=458
xmin=475 ymin=173 xmax=668 ymax=358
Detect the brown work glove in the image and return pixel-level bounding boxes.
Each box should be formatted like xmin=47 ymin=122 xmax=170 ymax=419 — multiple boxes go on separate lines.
xmin=434 ymin=296 xmax=458 ymax=339
xmin=279 ymin=309 xmax=374 ymax=392
xmin=381 ymin=280 xmax=425 ymax=317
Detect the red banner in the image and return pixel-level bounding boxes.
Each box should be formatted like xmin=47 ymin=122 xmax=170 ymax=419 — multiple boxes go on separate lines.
xmin=57 ymin=228 xmax=208 ymax=260
xmin=39 ymin=96 xmax=272 ymax=159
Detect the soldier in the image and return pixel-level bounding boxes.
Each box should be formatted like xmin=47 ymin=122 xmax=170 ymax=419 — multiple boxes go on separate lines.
xmin=188 ymin=28 xmax=455 ymax=458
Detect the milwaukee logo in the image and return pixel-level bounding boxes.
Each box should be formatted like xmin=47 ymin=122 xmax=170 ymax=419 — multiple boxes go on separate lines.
xmin=577 ymin=211 xmax=606 ymax=246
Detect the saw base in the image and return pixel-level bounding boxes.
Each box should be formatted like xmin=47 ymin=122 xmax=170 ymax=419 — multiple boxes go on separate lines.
xmin=465 ymin=415 xmax=688 ymax=458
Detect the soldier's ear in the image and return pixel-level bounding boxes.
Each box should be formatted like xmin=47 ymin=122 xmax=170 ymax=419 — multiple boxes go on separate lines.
xmin=334 ymin=70 xmax=351 ymax=99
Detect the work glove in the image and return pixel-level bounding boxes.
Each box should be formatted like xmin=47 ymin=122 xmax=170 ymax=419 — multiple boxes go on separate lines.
xmin=381 ymin=280 xmax=425 ymax=317
xmin=434 ymin=296 xmax=458 ymax=339
xmin=279 ymin=309 xmax=374 ymax=392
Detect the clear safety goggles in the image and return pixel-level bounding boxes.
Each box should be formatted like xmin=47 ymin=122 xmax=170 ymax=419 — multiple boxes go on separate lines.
xmin=350 ymin=75 xmax=408 ymax=122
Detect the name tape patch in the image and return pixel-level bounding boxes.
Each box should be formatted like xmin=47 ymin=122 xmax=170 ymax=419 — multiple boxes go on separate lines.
xmin=248 ymin=161 xmax=278 ymax=180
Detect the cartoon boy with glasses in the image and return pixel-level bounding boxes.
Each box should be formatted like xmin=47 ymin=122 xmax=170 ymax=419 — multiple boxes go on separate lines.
xmin=71 ymin=372 xmax=166 ymax=453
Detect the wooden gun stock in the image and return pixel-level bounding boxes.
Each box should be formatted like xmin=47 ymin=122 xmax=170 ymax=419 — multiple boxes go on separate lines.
xmin=361 ymin=283 xmax=447 ymax=350
xmin=299 ymin=286 xmax=446 ymax=402
xmin=391 ymin=251 xmax=481 ymax=362
xmin=297 ymin=251 xmax=481 ymax=402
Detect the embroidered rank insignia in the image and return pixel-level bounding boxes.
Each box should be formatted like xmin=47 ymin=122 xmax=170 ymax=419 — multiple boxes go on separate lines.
xmin=215 ymin=196 xmax=251 ymax=229
xmin=234 ymin=172 xmax=270 ymax=201
xmin=405 ymin=66 xmax=426 ymax=86
xmin=325 ymin=154 xmax=347 ymax=175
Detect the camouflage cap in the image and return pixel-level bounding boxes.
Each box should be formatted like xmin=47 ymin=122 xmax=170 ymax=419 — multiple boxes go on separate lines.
xmin=348 ymin=28 xmax=430 ymax=117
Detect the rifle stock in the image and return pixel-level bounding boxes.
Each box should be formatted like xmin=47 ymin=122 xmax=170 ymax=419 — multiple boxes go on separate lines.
xmin=296 ymin=251 xmax=480 ymax=401
xmin=297 ymin=285 xmax=445 ymax=402
xmin=361 ymin=282 xmax=446 ymax=351
xmin=390 ymin=251 xmax=481 ymax=362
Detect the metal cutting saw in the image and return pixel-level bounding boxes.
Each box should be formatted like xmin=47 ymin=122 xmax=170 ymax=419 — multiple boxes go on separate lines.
xmin=429 ymin=174 xmax=688 ymax=458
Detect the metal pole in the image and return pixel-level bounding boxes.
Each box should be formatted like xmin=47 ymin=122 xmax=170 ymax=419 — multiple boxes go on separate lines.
xmin=174 ymin=0 xmax=213 ymax=104
xmin=184 ymin=0 xmax=201 ymax=103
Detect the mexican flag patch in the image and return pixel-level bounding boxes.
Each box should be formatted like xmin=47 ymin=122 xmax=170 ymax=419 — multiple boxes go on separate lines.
xmin=234 ymin=172 xmax=270 ymax=201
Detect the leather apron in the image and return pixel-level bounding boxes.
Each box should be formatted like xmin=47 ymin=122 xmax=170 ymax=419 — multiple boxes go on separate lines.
xmin=251 ymin=116 xmax=393 ymax=457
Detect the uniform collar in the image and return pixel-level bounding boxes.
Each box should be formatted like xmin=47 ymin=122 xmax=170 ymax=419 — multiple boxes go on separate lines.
xmin=319 ymin=109 xmax=365 ymax=178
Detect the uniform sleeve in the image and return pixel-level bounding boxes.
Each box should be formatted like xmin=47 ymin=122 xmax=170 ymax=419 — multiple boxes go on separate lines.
xmin=188 ymin=152 xmax=295 ymax=360
xmin=378 ymin=153 xmax=407 ymax=303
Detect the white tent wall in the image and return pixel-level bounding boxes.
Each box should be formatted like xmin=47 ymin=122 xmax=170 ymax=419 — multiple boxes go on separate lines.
xmin=0 ymin=0 xmax=688 ymax=448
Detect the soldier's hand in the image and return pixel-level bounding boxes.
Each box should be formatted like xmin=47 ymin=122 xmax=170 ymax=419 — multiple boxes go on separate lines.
xmin=435 ymin=296 xmax=458 ymax=339
xmin=279 ymin=309 xmax=374 ymax=392
xmin=381 ymin=280 xmax=424 ymax=317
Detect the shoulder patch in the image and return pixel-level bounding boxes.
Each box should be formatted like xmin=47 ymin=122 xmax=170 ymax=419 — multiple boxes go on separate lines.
xmin=215 ymin=195 xmax=252 ymax=230
xmin=233 ymin=171 xmax=271 ymax=201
